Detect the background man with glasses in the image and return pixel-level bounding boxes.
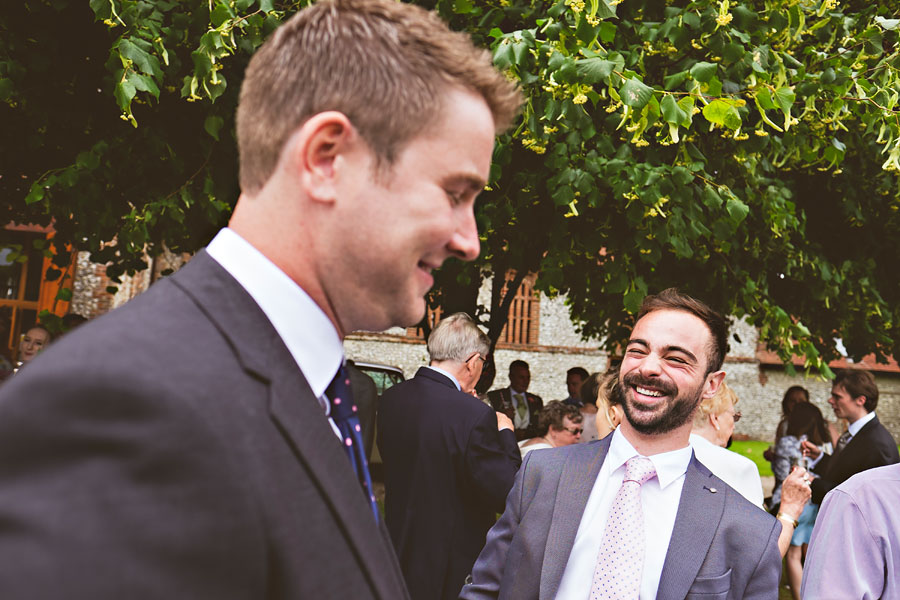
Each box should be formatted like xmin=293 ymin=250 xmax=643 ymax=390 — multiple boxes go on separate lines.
xmin=378 ymin=313 xmax=522 ymax=600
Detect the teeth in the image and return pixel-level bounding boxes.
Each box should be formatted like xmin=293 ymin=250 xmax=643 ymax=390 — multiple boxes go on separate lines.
xmin=636 ymin=386 xmax=663 ymax=397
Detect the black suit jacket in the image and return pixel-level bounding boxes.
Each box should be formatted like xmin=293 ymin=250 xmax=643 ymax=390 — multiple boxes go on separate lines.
xmin=0 ymin=252 xmax=408 ymax=599
xmin=811 ymin=414 xmax=900 ymax=504
xmin=488 ymin=388 xmax=544 ymax=441
xmin=378 ymin=367 xmax=521 ymax=600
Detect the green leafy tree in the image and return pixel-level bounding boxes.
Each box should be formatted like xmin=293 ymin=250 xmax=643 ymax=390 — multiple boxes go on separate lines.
xmin=2 ymin=0 xmax=898 ymax=372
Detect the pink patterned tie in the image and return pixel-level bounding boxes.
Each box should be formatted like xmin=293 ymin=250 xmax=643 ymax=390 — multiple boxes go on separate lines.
xmin=590 ymin=456 xmax=657 ymax=599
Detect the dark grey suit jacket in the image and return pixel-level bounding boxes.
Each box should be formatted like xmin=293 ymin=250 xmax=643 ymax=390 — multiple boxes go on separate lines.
xmin=460 ymin=435 xmax=781 ymax=599
xmin=0 ymin=252 xmax=408 ymax=599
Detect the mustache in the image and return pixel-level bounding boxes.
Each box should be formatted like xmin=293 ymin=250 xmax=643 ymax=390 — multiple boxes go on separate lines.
xmin=621 ymin=372 xmax=677 ymax=397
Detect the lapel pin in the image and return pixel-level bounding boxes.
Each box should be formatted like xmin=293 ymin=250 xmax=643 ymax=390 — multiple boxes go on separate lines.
xmin=704 ymin=486 xmax=717 ymax=493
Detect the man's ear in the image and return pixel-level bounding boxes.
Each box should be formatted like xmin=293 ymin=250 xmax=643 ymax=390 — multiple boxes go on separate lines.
xmin=287 ymin=111 xmax=357 ymax=204
xmin=702 ymin=370 xmax=726 ymax=399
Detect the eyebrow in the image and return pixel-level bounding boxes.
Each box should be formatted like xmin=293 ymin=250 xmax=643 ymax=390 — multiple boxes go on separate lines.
xmin=443 ymin=173 xmax=487 ymax=195
xmin=627 ymin=338 xmax=699 ymax=364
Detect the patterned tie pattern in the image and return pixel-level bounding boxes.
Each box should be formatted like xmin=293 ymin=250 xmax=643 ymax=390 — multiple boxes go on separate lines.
xmin=326 ymin=363 xmax=379 ymax=523
xmin=590 ymin=456 xmax=657 ymax=600
xmin=515 ymin=393 xmax=528 ymax=421
xmin=833 ymin=430 xmax=852 ymax=458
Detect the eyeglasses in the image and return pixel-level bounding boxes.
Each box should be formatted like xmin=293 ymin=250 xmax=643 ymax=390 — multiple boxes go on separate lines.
xmin=563 ymin=426 xmax=583 ymax=435
xmin=466 ymin=353 xmax=486 ymax=365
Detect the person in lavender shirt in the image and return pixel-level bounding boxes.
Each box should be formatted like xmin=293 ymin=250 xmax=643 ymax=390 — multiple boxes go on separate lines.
xmin=801 ymin=463 xmax=900 ymax=599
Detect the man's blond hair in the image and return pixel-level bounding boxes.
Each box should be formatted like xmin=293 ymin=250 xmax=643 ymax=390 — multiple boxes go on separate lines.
xmin=236 ymin=0 xmax=522 ymax=193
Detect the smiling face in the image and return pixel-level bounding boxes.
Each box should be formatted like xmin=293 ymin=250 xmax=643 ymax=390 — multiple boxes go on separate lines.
xmin=323 ymin=87 xmax=495 ymax=332
xmin=619 ymin=309 xmax=721 ymax=437
xmin=19 ymin=327 xmax=50 ymax=363
xmin=509 ymin=365 xmax=531 ymax=394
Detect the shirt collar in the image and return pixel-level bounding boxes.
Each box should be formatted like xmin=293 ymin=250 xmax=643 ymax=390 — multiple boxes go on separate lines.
xmin=206 ymin=228 xmax=343 ymax=398
xmin=608 ymin=428 xmax=693 ymax=490
xmin=848 ymin=410 xmax=876 ymax=436
xmin=425 ymin=365 xmax=461 ymax=391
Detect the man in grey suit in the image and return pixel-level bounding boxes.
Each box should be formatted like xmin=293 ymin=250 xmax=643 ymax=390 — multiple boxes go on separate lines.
xmin=461 ymin=289 xmax=781 ymax=599
xmin=0 ymin=0 xmax=520 ymax=597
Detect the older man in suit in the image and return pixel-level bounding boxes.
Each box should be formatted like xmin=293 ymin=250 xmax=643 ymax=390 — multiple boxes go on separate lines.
xmin=0 ymin=1 xmax=521 ymax=597
xmin=378 ymin=313 xmax=521 ymax=600
xmin=801 ymin=369 xmax=899 ymax=504
xmin=489 ymin=360 xmax=544 ymax=440
xmin=461 ymin=289 xmax=782 ymax=599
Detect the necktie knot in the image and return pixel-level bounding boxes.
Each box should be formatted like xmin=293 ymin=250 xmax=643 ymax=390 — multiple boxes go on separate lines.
xmin=624 ymin=456 xmax=656 ymax=486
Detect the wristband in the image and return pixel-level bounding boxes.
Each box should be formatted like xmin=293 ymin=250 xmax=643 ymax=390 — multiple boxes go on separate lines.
xmin=777 ymin=512 xmax=799 ymax=528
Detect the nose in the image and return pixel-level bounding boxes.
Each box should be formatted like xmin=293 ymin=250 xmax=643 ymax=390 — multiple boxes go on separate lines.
xmin=447 ymin=207 xmax=480 ymax=261
xmin=637 ymin=353 xmax=663 ymax=377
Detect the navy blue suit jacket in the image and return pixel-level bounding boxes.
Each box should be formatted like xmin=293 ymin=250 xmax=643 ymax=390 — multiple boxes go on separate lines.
xmin=378 ymin=367 xmax=521 ymax=600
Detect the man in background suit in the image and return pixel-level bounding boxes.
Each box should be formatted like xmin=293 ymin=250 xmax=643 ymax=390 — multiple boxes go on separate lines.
xmin=461 ymin=289 xmax=781 ymax=599
xmin=378 ymin=313 xmax=521 ymax=599
xmin=802 ymin=369 xmax=899 ymax=504
xmin=0 ymin=0 xmax=521 ymax=597
xmin=489 ymin=360 xmax=544 ymax=440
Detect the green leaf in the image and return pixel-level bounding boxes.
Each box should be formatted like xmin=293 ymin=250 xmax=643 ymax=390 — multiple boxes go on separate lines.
xmin=259 ymin=0 xmax=275 ymax=11
xmin=773 ymin=87 xmax=795 ymax=114
xmin=624 ymin=287 xmax=643 ymax=313
xmin=25 ymin=182 xmax=45 ymax=205
xmin=702 ymin=99 xmax=739 ymax=128
xmin=128 ymin=72 xmax=160 ymax=100
xmin=725 ymin=197 xmax=749 ymax=224
xmin=453 ymin=0 xmax=474 ymax=14
xmin=493 ymin=41 xmax=514 ymax=70
xmin=117 ymin=38 xmax=162 ymax=79
xmin=576 ymin=15 xmax=598 ymax=45
xmin=599 ymin=21 xmax=616 ymax=43
xmin=576 ymin=58 xmax=616 ymax=84
xmin=663 ymin=70 xmax=689 ymax=90
xmin=0 ymin=78 xmax=14 ymax=101
xmin=755 ymin=87 xmax=776 ymax=110
xmin=211 ymin=3 xmax=235 ymax=27
xmin=76 ymin=150 xmax=101 ymax=170
xmin=690 ymin=61 xmax=718 ymax=83
xmin=619 ymin=78 xmax=653 ymax=109
xmin=204 ymin=115 xmax=224 ymax=141
xmin=511 ymin=40 xmax=529 ymax=65
xmin=114 ymin=79 xmax=137 ymax=112
xmin=660 ymin=94 xmax=687 ymax=124
xmin=56 ymin=288 xmax=74 ymax=302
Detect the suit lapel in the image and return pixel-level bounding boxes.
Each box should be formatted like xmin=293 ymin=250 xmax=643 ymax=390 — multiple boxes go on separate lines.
xmin=172 ymin=253 xmax=404 ymax=599
xmin=539 ymin=438 xmax=611 ymax=599
xmin=656 ymin=455 xmax=726 ymax=600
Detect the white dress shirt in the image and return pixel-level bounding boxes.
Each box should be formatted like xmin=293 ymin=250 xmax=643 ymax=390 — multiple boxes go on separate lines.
xmin=555 ymin=428 xmax=692 ymax=600
xmin=425 ymin=365 xmax=461 ymax=390
xmin=690 ymin=434 xmax=765 ymax=507
xmin=206 ymin=228 xmax=344 ymax=437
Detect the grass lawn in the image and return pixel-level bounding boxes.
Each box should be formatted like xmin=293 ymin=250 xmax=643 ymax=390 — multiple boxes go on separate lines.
xmin=729 ymin=439 xmax=774 ymax=477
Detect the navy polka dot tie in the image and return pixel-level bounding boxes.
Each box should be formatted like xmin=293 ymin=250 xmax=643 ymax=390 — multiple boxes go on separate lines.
xmin=326 ymin=363 xmax=379 ymax=523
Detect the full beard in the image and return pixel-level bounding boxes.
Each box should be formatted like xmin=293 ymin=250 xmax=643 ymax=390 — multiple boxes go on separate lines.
xmin=619 ymin=372 xmax=705 ymax=436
